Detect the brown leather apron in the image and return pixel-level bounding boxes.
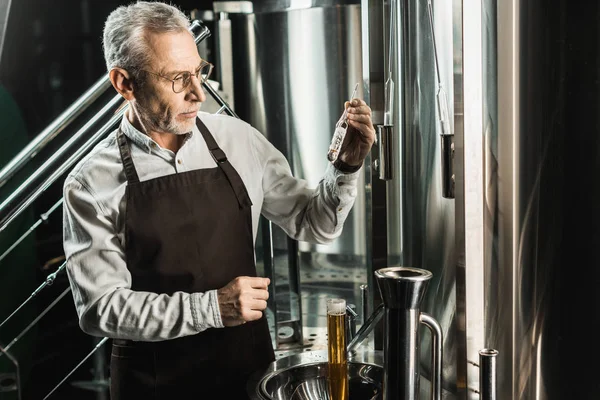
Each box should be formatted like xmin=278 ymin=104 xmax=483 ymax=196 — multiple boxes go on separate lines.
xmin=110 ymin=118 xmax=275 ymax=399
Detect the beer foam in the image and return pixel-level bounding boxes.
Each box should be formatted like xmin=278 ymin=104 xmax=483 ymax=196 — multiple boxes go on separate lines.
xmin=327 ymin=298 xmax=346 ymax=315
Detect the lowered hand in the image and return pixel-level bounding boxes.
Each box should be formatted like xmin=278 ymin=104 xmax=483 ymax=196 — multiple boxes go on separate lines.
xmin=217 ymin=276 xmax=270 ymax=327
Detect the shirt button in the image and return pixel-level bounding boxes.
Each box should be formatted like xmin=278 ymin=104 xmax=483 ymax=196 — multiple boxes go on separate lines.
xmin=177 ymin=159 xmax=182 ymax=164
xmin=338 ymin=207 xmax=343 ymax=212
xmin=151 ymin=142 xmax=157 ymax=147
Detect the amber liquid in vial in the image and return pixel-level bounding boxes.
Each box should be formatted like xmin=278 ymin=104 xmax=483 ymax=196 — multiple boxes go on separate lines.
xmin=327 ymin=299 xmax=348 ymax=400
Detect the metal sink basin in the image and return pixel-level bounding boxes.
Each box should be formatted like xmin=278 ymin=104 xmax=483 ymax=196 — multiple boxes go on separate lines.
xmin=247 ymin=350 xmax=383 ymax=400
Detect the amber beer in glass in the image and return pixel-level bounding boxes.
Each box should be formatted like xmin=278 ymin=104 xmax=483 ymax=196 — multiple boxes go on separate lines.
xmin=327 ymin=298 xmax=348 ymax=400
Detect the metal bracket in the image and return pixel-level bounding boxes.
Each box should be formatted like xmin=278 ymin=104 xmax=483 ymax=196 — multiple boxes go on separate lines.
xmin=441 ymin=133 xmax=455 ymax=198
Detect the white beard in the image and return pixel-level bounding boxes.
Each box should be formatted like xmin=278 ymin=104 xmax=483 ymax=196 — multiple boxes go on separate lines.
xmin=131 ymin=100 xmax=193 ymax=136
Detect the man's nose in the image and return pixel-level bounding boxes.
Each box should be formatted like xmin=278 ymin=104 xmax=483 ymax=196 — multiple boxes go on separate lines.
xmin=187 ymin=75 xmax=206 ymax=102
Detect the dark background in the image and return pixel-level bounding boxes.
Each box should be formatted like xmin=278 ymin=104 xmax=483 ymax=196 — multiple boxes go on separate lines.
xmin=0 ymin=1 xmax=214 ymax=399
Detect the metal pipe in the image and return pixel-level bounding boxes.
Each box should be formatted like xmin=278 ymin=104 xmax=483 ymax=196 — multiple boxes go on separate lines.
xmin=347 ymin=303 xmax=384 ymax=353
xmin=360 ymin=284 xmax=369 ymax=325
xmin=284 ymin=236 xmax=303 ymax=346
xmin=43 ymin=337 xmax=109 ymax=400
xmin=189 ymin=19 xmax=210 ymax=43
xmin=0 ymin=77 xmax=112 ymax=189
xmin=420 ymin=313 xmax=443 ymax=400
xmin=0 ymin=287 xmax=71 ymax=355
xmin=0 ymin=198 xmax=63 ymax=263
xmin=0 ymin=97 xmax=125 ymax=233
xmin=0 ymin=262 xmax=66 ymax=330
xmin=479 ymin=349 xmax=498 ymax=400
xmin=345 ymin=304 xmax=358 ymax=344
xmin=203 ymin=80 xmax=238 ymax=118
xmin=260 ymin=218 xmax=278 ymax=346
xmin=0 ymin=20 xmax=220 ymax=233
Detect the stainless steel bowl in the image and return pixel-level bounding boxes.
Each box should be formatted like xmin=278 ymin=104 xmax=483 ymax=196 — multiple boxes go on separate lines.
xmin=247 ymin=350 xmax=383 ymax=400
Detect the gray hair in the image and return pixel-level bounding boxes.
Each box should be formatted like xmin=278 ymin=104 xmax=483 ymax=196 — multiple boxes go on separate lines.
xmin=102 ymin=1 xmax=191 ymax=78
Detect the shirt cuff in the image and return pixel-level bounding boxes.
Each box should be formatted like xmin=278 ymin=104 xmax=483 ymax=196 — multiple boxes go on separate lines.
xmin=324 ymin=163 xmax=358 ymax=228
xmin=190 ymin=290 xmax=224 ymax=331
xmin=326 ymin=163 xmax=360 ymax=194
xmin=328 ymin=161 xmax=360 ymax=178
xmin=333 ymin=158 xmax=362 ymax=174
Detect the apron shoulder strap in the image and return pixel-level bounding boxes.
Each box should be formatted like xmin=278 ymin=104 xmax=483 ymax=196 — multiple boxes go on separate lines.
xmin=116 ymin=129 xmax=141 ymax=184
xmin=195 ymin=117 xmax=252 ymax=209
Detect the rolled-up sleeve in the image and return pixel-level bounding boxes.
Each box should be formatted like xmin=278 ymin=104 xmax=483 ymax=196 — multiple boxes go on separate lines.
xmin=251 ymin=130 xmax=360 ymax=244
xmin=62 ymin=177 xmax=223 ymax=342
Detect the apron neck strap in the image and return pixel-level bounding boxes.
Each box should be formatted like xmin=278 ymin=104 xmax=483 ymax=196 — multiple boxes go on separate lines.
xmin=195 ymin=117 xmax=253 ymax=209
xmin=117 ymin=129 xmax=141 ymax=184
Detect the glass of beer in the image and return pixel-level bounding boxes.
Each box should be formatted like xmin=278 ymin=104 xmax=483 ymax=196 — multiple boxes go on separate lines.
xmin=327 ymin=298 xmax=348 ymax=400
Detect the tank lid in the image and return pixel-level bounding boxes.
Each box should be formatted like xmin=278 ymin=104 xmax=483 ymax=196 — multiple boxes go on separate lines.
xmin=213 ymin=0 xmax=359 ymax=15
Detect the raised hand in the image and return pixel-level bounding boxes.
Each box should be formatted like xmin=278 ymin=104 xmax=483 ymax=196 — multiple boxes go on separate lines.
xmin=339 ymin=98 xmax=376 ymax=166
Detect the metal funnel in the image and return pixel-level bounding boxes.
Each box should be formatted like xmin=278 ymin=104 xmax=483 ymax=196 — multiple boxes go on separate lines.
xmin=375 ymin=267 xmax=432 ymax=310
xmin=375 ymin=267 xmax=441 ymax=400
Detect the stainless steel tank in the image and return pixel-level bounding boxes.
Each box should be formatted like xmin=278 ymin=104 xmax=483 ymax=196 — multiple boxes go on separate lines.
xmin=213 ymin=0 xmax=365 ymax=259
xmin=462 ymin=0 xmax=600 ymax=398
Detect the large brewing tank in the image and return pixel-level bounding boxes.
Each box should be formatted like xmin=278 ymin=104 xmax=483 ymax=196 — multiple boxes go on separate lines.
xmin=213 ymin=0 xmax=365 ymax=260
xmin=471 ymin=1 xmax=600 ymax=398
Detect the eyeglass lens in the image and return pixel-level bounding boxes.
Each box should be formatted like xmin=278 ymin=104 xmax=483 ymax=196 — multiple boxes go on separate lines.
xmin=173 ymin=64 xmax=212 ymax=92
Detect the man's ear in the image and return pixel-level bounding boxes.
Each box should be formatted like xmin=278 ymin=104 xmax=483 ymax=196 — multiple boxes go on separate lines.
xmin=109 ymin=68 xmax=135 ymax=101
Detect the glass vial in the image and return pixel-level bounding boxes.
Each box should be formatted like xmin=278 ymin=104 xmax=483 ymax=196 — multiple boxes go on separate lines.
xmin=327 ymin=298 xmax=348 ymax=400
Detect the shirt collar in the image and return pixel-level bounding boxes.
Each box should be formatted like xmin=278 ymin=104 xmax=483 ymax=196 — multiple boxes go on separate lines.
xmin=119 ymin=114 xmax=195 ymax=154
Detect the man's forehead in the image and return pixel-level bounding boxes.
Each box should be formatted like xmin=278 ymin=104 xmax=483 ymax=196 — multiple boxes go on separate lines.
xmin=159 ymin=59 xmax=203 ymax=76
xmin=145 ymin=30 xmax=201 ymax=73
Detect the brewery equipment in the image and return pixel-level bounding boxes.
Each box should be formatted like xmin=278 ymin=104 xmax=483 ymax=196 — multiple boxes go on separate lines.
xmin=375 ymin=267 xmax=442 ymax=400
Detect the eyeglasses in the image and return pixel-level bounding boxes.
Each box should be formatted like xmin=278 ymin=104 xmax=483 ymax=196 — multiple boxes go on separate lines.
xmin=140 ymin=61 xmax=214 ymax=93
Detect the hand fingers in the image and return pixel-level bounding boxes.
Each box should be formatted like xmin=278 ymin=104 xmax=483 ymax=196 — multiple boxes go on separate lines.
xmin=347 ymin=105 xmax=371 ymax=116
xmin=345 ymin=98 xmax=366 ymax=109
xmin=239 ymin=299 xmax=267 ymax=323
xmin=235 ymin=276 xmax=270 ymax=289
xmin=348 ymin=120 xmax=376 ymax=140
xmin=244 ymin=309 xmax=264 ymax=322
xmin=349 ymin=98 xmax=366 ymax=107
xmin=248 ymin=298 xmax=268 ymax=311
xmin=232 ymin=309 xmax=263 ymax=325
xmin=251 ymin=288 xmax=270 ymax=301
xmin=250 ymin=277 xmax=270 ymax=288
xmin=347 ymin=113 xmax=372 ymax=124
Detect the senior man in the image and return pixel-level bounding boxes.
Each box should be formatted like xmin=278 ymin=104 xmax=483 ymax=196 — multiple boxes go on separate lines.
xmin=62 ymin=2 xmax=375 ymax=399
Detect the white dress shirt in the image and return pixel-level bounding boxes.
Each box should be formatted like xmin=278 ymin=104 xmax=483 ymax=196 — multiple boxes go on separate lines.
xmin=62 ymin=111 xmax=360 ymax=342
